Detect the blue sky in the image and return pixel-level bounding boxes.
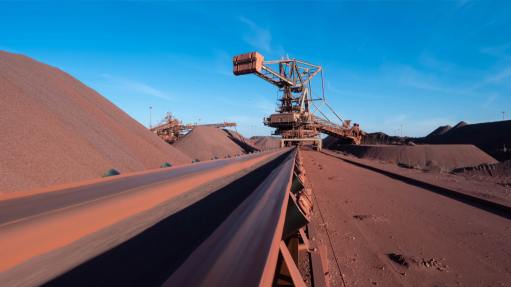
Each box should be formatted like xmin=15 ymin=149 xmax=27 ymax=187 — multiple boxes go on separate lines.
xmin=1 ymin=1 xmax=510 ymax=138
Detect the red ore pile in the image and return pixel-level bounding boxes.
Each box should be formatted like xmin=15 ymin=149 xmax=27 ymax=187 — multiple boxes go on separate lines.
xmin=172 ymin=126 xmax=260 ymax=161
xmin=330 ymin=144 xmax=497 ymax=172
xmin=418 ymin=120 xmax=511 ymax=150
xmin=454 ymin=160 xmax=511 ymax=185
xmin=0 ymin=51 xmax=191 ymax=193
xmin=254 ymin=136 xmax=280 ymax=149
xmin=425 ymin=125 xmax=452 ymax=137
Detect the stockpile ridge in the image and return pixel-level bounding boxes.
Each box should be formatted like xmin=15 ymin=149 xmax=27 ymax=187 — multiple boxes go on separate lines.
xmin=0 ymin=51 xmax=191 ymax=193
xmin=331 ymin=144 xmax=497 ymax=172
xmin=172 ymin=126 xmax=259 ymax=161
xmin=255 ymin=136 xmax=280 ymax=149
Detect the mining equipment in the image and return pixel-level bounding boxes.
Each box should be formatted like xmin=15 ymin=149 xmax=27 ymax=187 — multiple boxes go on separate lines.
xmin=233 ymin=52 xmax=365 ymax=150
xmin=150 ymin=112 xmax=237 ymax=144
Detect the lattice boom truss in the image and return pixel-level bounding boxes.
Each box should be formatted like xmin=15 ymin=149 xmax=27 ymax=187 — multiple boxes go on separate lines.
xmin=233 ymin=52 xmax=365 ymax=147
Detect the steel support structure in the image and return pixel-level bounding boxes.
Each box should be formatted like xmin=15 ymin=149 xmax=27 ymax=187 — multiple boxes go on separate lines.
xmin=281 ymin=138 xmax=322 ymax=151
xmin=233 ymin=52 xmax=365 ymax=146
xmin=150 ymin=112 xmax=237 ymax=144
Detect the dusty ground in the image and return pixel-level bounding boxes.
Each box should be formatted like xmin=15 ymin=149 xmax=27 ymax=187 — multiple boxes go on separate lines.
xmin=302 ymin=147 xmax=511 ymax=287
xmin=325 ymin=149 xmax=511 ymax=207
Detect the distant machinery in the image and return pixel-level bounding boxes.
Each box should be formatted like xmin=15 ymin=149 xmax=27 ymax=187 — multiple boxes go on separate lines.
xmin=233 ymin=52 xmax=365 ymax=150
xmin=150 ymin=112 xmax=237 ymax=144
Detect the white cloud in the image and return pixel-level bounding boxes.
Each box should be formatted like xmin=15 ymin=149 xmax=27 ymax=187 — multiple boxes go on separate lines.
xmin=418 ymin=51 xmax=456 ymax=72
xmin=398 ymin=66 xmax=458 ymax=93
xmin=239 ymin=16 xmax=283 ymax=54
xmin=482 ymin=94 xmax=498 ymax=108
xmin=358 ymin=40 xmax=367 ymax=52
xmin=384 ymin=114 xmax=408 ymax=125
xmin=101 ymin=74 xmax=171 ymax=100
xmin=481 ymin=42 xmax=511 ymax=60
xmin=467 ymin=67 xmax=511 ymax=91
xmin=325 ymin=80 xmax=342 ymax=94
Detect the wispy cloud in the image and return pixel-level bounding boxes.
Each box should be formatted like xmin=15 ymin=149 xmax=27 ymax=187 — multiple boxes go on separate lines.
xmin=384 ymin=114 xmax=408 ymax=125
xmin=239 ymin=16 xmax=272 ymax=52
xmin=101 ymin=74 xmax=171 ymax=100
xmin=418 ymin=51 xmax=456 ymax=72
xmin=466 ymin=67 xmax=511 ymax=91
xmin=238 ymin=16 xmax=284 ymax=55
xmin=481 ymin=42 xmax=511 ymax=60
xmin=398 ymin=66 xmax=461 ymax=94
xmin=325 ymin=80 xmax=342 ymax=93
xmin=482 ymin=94 xmax=498 ymax=108
xmin=358 ymin=40 xmax=367 ymax=52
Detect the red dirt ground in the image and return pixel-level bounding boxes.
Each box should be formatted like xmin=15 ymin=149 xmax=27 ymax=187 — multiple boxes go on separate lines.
xmin=0 ymin=51 xmax=191 ymax=194
xmin=172 ymin=126 xmax=259 ymax=161
xmin=302 ymin=148 xmax=511 ymax=287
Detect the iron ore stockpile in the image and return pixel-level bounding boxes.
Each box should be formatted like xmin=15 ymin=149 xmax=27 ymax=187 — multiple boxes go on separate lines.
xmin=326 ymin=144 xmax=497 ymax=172
xmin=454 ymin=160 xmax=511 ymax=185
xmin=0 ymin=51 xmax=191 ymax=193
xmin=417 ymin=120 xmax=511 ymax=149
xmin=254 ymin=136 xmax=280 ymax=149
xmin=172 ymin=126 xmax=260 ymax=161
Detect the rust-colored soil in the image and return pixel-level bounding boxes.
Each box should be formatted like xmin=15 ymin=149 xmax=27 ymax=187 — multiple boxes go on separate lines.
xmin=302 ymin=148 xmax=511 ymax=286
xmin=328 ymin=144 xmax=497 ymax=172
xmin=172 ymin=126 xmax=259 ymax=161
xmin=454 ymin=160 xmax=511 ymax=185
xmin=0 ymin=50 xmax=191 ymax=194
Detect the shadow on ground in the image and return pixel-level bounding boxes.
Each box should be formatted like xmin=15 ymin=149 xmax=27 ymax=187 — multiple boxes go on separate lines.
xmin=320 ymin=149 xmax=511 ymax=221
xmin=43 ymin=150 xmax=291 ymax=287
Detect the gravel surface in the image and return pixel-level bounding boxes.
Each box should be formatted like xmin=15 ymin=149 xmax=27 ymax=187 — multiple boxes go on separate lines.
xmin=302 ymin=147 xmax=511 ymax=287
xmin=454 ymin=160 xmax=511 ymax=185
xmin=0 ymin=51 xmax=191 ymax=194
xmin=324 ymin=149 xmax=511 ymax=206
xmin=172 ymin=126 xmax=259 ymax=161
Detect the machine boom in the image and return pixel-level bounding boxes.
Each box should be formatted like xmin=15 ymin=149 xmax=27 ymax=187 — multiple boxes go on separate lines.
xmin=233 ymin=52 xmax=365 ymax=149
